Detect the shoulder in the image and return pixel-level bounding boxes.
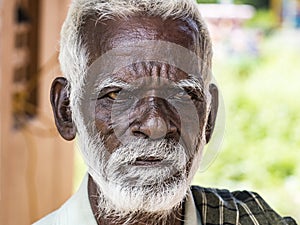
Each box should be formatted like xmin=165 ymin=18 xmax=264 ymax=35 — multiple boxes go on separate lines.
xmin=32 ymin=174 xmax=97 ymax=225
xmin=191 ymin=185 xmax=298 ymax=225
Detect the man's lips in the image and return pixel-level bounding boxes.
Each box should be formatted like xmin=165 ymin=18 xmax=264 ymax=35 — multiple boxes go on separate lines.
xmin=133 ymin=157 xmax=163 ymax=166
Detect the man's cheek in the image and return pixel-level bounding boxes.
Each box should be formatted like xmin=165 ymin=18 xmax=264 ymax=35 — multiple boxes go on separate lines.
xmin=93 ymin=121 xmax=121 ymax=153
xmin=94 ymin=114 xmax=111 ymax=133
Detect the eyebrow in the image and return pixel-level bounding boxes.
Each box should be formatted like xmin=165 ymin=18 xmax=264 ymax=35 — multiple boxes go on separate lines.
xmin=175 ymin=76 xmax=204 ymax=91
xmin=94 ymin=78 xmax=132 ymax=93
xmin=93 ymin=75 xmax=204 ymax=94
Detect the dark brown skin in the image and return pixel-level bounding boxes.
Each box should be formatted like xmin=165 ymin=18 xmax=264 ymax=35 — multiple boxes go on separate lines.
xmin=51 ymin=15 xmax=218 ymax=225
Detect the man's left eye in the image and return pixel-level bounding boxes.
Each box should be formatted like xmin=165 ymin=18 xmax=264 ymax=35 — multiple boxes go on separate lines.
xmin=171 ymin=91 xmax=191 ymax=101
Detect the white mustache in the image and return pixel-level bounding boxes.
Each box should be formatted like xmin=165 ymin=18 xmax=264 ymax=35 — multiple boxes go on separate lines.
xmin=107 ymin=139 xmax=184 ymax=164
xmin=103 ymin=138 xmax=187 ymax=186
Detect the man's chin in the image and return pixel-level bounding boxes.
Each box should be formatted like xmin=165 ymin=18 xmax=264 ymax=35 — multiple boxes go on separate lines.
xmin=96 ymin=175 xmax=189 ymax=214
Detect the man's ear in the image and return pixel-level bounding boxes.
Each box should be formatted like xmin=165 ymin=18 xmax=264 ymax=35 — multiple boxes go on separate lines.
xmin=205 ymin=83 xmax=219 ymax=143
xmin=50 ymin=77 xmax=76 ymax=141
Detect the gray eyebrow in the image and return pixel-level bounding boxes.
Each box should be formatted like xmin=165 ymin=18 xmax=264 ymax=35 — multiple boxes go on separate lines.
xmin=94 ymin=78 xmax=132 ymax=93
xmin=94 ymin=76 xmax=204 ymax=95
xmin=175 ymin=76 xmax=204 ymax=91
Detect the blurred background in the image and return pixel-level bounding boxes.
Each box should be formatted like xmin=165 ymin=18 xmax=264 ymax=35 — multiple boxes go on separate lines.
xmin=0 ymin=0 xmax=299 ymax=224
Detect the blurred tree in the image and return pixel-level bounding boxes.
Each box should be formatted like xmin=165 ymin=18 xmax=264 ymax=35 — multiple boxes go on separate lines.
xmin=197 ymin=0 xmax=270 ymax=9
xmin=245 ymin=9 xmax=279 ymax=32
xmin=197 ymin=0 xmax=218 ymax=3
xmin=234 ymin=0 xmax=270 ymax=9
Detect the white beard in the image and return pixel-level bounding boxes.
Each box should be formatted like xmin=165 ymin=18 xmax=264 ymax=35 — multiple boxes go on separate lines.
xmin=76 ymin=120 xmax=206 ymax=222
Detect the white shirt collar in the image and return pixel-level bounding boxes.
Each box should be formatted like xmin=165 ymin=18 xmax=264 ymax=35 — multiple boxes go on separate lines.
xmin=184 ymin=188 xmax=202 ymax=225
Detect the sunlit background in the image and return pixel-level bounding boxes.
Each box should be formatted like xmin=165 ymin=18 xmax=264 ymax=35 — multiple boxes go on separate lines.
xmin=1 ymin=0 xmax=299 ymax=224
xmin=194 ymin=0 xmax=300 ymax=221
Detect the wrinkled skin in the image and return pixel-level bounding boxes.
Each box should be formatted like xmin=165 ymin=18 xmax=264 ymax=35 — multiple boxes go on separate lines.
xmin=51 ymin=15 xmax=218 ymax=225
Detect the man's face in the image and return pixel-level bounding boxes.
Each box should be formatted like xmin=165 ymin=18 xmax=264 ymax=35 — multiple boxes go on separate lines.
xmin=75 ymin=15 xmax=211 ymax=213
xmin=82 ymin=15 xmax=207 ymax=151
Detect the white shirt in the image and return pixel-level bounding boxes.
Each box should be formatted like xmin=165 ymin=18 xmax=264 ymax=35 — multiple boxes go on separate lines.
xmin=33 ymin=174 xmax=201 ymax=225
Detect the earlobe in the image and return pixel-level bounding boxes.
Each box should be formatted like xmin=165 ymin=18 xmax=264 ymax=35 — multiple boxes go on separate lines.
xmin=50 ymin=77 xmax=76 ymax=141
xmin=205 ymin=83 xmax=219 ymax=143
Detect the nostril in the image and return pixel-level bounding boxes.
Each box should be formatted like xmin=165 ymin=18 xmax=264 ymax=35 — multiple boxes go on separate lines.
xmin=132 ymin=130 xmax=148 ymax=138
xmin=131 ymin=123 xmax=149 ymax=138
xmin=130 ymin=116 xmax=169 ymax=140
xmin=169 ymin=124 xmax=177 ymax=133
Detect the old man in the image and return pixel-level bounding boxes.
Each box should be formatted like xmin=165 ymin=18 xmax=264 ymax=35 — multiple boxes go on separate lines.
xmin=34 ymin=0 xmax=297 ymax=224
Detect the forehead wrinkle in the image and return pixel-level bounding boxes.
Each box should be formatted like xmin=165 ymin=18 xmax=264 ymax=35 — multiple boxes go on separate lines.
xmin=136 ymin=62 xmax=149 ymax=79
xmin=129 ymin=62 xmax=194 ymax=84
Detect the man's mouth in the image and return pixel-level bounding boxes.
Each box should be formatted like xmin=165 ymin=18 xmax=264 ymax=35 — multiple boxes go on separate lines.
xmin=133 ymin=156 xmax=163 ymax=166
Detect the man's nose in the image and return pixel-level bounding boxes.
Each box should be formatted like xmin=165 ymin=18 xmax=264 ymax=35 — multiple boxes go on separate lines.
xmin=130 ymin=99 xmax=178 ymax=140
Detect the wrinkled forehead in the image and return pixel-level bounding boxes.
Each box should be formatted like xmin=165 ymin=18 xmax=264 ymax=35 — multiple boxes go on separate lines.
xmin=86 ymin=40 xmax=204 ymax=86
xmin=80 ymin=14 xmax=200 ymax=60
xmin=80 ymin=15 xmax=205 ymax=88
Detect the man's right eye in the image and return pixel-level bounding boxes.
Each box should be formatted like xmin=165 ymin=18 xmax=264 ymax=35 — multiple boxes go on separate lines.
xmin=104 ymin=91 xmax=120 ymax=100
xmin=96 ymin=88 xmax=121 ymax=101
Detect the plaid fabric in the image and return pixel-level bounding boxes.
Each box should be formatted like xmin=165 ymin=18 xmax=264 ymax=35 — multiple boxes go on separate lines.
xmin=191 ymin=186 xmax=298 ymax=225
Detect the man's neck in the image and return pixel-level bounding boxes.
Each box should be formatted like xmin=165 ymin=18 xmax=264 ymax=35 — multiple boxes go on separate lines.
xmin=88 ymin=175 xmax=184 ymax=225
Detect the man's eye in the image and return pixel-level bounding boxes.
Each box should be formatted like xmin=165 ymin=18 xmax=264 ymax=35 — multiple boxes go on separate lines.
xmin=106 ymin=91 xmax=119 ymax=100
xmin=172 ymin=91 xmax=191 ymax=100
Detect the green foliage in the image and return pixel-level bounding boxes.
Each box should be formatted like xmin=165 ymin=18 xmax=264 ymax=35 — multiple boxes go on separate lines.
xmin=196 ymin=0 xmax=216 ymax=3
xmin=196 ymin=0 xmax=269 ymax=9
xmin=245 ymin=10 xmax=279 ymax=33
xmin=234 ymin=0 xmax=269 ymax=9
xmin=196 ymin=0 xmax=218 ymax=3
